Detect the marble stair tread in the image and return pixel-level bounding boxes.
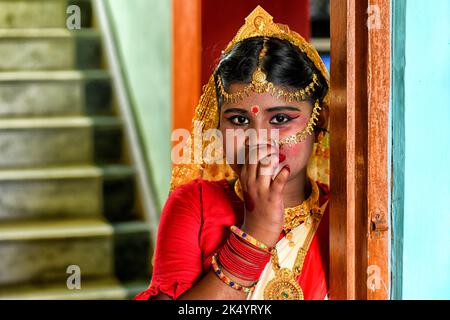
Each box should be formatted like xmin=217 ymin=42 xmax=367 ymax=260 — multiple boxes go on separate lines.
xmin=0 ymin=165 xmax=136 ymax=222
xmin=0 ymin=116 xmax=121 ymax=129
xmin=0 ymin=219 xmax=151 ymax=286
xmin=0 ymin=218 xmax=113 ymax=241
xmin=0 ymin=218 xmax=150 ymax=242
xmin=0 ymin=0 xmax=92 ymax=29
xmin=0 ymin=28 xmax=102 ymax=71
xmin=0 ymin=70 xmax=109 ymax=82
xmin=0 ymin=28 xmax=102 ymax=72
xmin=0 ymin=28 xmax=100 ymax=38
xmin=0 ymin=278 xmax=148 ymax=300
xmin=0 ymin=164 xmax=135 ymax=181
xmin=0 ymin=116 xmax=123 ymax=168
xmin=0 ymin=70 xmax=112 ymax=117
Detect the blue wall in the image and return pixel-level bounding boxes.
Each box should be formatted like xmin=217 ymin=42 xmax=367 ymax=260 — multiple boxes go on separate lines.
xmin=392 ymin=0 xmax=450 ymax=299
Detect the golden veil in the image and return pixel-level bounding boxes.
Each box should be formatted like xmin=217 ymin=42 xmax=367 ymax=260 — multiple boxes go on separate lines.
xmin=170 ymin=6 xmax=330 ymax=194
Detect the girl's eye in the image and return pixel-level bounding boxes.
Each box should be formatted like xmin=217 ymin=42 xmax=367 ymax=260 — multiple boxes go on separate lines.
xmin=228 ymin=115 xmax=249 ymax=126
xmin=270 ymin=114 xmax=294 ymax=125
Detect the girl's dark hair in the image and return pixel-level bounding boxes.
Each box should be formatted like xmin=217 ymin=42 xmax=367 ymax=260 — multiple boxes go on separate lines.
xmin=214 ymin=37 xmax=329 ymax=133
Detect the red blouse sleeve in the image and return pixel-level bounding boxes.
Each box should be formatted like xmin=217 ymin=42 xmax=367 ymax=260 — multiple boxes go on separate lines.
xmin=134 ymin=180 xmax=204 ymax=300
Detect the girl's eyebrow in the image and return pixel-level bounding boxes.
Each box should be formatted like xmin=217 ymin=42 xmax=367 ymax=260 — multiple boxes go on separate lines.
xmin=266 ymin=106 xmax=301 ymax=112
xmin=223 ymin=106 xmax=301 ymax=114
xmin=223 ymin=108 xmax=248 ymax=115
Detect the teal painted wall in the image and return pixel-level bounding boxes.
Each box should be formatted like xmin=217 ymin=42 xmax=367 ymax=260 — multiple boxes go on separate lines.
xmin=105 ymin=0 xmax=172 ymax=211
xmin=391 ymin=0 xmax=406 ymax=300
xmin=392 ymin=0 xmax=450 ymax=299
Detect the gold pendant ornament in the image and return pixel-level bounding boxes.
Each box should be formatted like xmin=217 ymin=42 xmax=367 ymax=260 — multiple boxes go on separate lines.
xmin=285 ymin=232 xmax=295 ymax=247
xmin=263 ymin=268 xmax=304 ymax=300
xmin=262 ymin=246 xmax=309 ymax=300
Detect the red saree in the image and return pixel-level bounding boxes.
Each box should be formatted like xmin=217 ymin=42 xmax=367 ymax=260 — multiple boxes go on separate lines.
xmin=134 ymin=178 xmax=329 ymax=300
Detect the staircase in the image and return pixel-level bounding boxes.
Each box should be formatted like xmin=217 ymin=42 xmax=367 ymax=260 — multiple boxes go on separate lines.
xmin=0 ymin=0 xmax=152 ymax=299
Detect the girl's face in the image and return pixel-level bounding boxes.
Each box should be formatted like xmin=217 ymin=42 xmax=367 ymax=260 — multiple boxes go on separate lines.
xmin=218 ymin=83 xmax=315 ymax=181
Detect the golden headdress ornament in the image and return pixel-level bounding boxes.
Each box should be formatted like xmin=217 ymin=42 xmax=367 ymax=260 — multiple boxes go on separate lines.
xmin=170 ymin=6 xmax=330 ymax=192
xmin=218 ymin=6 xmax=329 ymax=104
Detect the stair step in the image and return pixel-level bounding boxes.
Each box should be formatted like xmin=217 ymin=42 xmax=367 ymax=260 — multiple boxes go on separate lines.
xmin=0 ymin=70 xmax=112 ymax=118
xmin=0 ymin=164 xmax=134 ymax=181
xmin=0 ymin=165 xmax=137 ymax=222
xmin=0 ymin=218 xmax=149 ymax=242
xmin=0 ymin=218 xmax=113 ymax=241
xmin=0 ymin=29 xmax=101 ymax=71
xmin=0 ymin=70 xmax=109 ymax=81
xmin=0 ymin=116 xmax=123 ymax=168
xmin=0 ymin=28 xmax=99 ymax=38
xmin=0 ymin=116 xmax=121 ymax=129
xmin=0 ymin=219 xmax=151 ymax=287
xmin=0 ymin=218 xmax=113 ymax=286
xmin=0 ymin=0 xmax=92 ymax=29
xmin=0 ymin=278 xmax=148 ymax=300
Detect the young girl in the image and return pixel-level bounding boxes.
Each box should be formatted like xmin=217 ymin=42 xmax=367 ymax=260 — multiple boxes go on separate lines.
xmin=135 ymin=6 xmax=330 ymax=300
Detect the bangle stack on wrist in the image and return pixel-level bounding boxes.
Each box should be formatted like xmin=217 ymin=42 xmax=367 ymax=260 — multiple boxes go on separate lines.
xmin=211 ymin=225 xmax=273 ymax=293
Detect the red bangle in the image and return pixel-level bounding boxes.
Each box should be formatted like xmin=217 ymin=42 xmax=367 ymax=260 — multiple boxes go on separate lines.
xmin=218 ymin=250 xmax=262 ymax=282
xmin=218 ymin=245 xmax=260 ymax=281
xmin=229 ymin=233 xmax=271 ymax=264
xmin=227 ymin=234 xmax=271 ymax=268
xmin=219 ymin=240 xmax=267 ymax=278
xmin=216 ymin=233 xmax=272 ymax=282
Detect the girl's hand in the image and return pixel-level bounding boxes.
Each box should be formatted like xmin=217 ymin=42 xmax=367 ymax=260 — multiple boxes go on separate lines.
xmin=238 ymin=142 xmax=290 ymax=248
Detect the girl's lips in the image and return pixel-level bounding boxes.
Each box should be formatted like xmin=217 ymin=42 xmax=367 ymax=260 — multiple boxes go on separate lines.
xmin=279 ymin=153 xmax=286 ymax=163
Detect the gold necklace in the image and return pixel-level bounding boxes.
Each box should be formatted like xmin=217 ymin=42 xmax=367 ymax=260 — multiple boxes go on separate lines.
xmin=282 ymin=177 xmax=319 ymax=233
xmin=263 ymin=203 xmax=325 ymax=300
xmin=233 ymin=176 xmax=320 ymax=243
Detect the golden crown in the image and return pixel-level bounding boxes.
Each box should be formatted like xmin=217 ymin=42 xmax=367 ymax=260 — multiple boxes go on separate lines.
xmin=217 ymin=6 xmax=330 ymax=104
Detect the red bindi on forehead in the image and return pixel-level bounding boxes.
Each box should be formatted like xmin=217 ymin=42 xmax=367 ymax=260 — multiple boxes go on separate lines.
xmin=251 ymin=105 xmax=260 ymax=115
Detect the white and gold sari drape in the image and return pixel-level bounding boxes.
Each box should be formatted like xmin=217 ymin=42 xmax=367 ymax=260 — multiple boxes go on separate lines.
xmin=247 ymin=201 xmax=329 ymax=300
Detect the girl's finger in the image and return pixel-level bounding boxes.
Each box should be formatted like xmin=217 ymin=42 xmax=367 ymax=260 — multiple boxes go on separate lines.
xmin=247 ymin=143 xmax=273 ymax=185
xmin=271 ymin=165 xmax=291 ymax=195
xmin=257 ymin=153 xmax=278 ymax=190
